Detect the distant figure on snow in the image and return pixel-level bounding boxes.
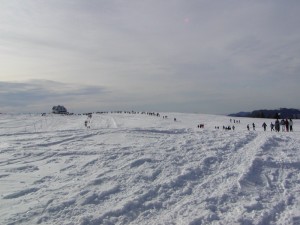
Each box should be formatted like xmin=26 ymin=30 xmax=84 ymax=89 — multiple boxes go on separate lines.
xmin=285 ymin=119 xmax=289 ymax=132
xmin=270 ymin=122 xmax=275 ymax=131
xmin=247 ymin=124 xmax=250 ymax=131
xmin=275 ymin=119 xmax=280 ymax=132
xmin=281 ymin=119 xmax=285 ymax=132
xmin=289 ymin=119 xmax=293 ymax=132
xmin=262 ymin=122 xmax=267 ymax=131
xmin=252 ymin=123 xmax=255 ymax=131
xmin=198 ymin=124 xmax=204 ymax=128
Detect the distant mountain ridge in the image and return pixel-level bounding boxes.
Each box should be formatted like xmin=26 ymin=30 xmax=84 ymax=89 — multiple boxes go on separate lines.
xmin=228 ymin=108 xmax=300 ymax=119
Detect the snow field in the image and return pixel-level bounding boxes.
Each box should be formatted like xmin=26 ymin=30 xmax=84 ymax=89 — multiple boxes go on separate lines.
xmin=0 ymin=113 xmax=300 ymax=225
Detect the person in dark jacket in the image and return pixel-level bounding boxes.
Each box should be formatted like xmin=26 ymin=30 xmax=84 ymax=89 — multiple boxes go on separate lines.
xmin=270 ymin=122 xmax=275 ymax=131
xmin=275 ymin=119 xmax=280 ymax=132
xmin=289 ymin=119 xmax=293 ymax=132
xmin=285 ymin=119 xmax=289 ymax=132
xmin=262 ymin=122 xmax=267 ymax=131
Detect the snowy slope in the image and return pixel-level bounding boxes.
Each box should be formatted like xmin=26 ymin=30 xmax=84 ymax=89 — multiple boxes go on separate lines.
xmin=0 ymin=113 xmax=300 ymax=225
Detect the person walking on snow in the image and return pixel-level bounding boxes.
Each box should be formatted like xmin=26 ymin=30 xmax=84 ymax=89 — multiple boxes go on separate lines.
xmin=275 ymin=119 xmax=280 ymax=132
xmin=285 ymin=119 xmax=289 ymax=132
xmin=289 ymin=119 xmax=293 ymax=132
xmin=252 ymin=123 xmax=255 ymax=131
xmin=281 ymin=119 xmax=285 ymax=132
xmin=262 ymin=122 xmax=267 ymax=131
xmin=270 ymin=122 xmax=275 ymax=131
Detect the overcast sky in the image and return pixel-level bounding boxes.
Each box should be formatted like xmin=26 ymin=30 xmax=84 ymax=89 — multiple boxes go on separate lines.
xmin=1 ymin=0 xmax=300 ymax=114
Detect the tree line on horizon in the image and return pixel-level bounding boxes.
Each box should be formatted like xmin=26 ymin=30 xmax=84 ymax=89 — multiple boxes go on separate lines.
xmin=228 ymin=108 xmax=300 ymax=119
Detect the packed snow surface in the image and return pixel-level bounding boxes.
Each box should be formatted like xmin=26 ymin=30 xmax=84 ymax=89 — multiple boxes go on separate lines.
xmin=1 ymin=112 xmax=300 ymax=225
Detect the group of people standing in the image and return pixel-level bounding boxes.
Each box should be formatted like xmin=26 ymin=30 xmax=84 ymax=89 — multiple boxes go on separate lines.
xmin=270 ymin=119 xmax=293 ymax=132
xmin=247 ymin=119 xmax=294 ymax=132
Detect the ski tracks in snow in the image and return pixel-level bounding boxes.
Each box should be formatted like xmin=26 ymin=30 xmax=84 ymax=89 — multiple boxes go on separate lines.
xmin=192 ymin=131 xmax=300 ymax=225
xmin=237 ymin=134 xmax=300 ymax=224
